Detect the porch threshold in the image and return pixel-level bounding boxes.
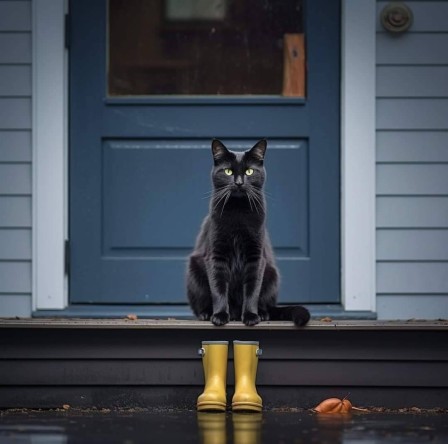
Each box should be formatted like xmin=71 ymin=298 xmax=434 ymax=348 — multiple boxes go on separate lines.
xmin=31 ymin=304 xmax=377 ymax=320
xmin=1 ymin=318 xmax=447 ymax=330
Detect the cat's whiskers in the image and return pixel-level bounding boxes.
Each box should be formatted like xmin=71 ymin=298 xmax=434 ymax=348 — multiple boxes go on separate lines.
xmin=246 ymin=187 xmax=263 ymax=214
xmin=247 ymin=192 xmax=259 ymax=215
xmin=245 ymin=192 xmax=254 ymax=213
xmin=219 ymin=191 xmax=231 ymax=218
xmin=212 ymin=188 xmax=231 ymax=212
xmin=203 ymin=186 xmax=227 ymax=199
xmin=252 ymin=188 xmax=265 ymax=205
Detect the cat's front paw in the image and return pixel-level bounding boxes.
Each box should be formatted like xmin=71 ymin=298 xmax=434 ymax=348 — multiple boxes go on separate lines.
xmin=198 ymin=311 xmax=211 ymax=321
xmin=211 ymin=311 xmax=230 ymax=326
xmin=243 ymin=312 xmax=261 ymax=326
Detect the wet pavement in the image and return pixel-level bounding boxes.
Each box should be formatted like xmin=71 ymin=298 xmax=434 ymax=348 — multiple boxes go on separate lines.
xmin=1 ymin=409 xmax=448 ymax=443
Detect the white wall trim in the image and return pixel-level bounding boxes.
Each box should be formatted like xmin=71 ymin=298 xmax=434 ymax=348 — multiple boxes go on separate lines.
xmin=32 ymin=0 xmax=68 ymax=310
xmin=31 ymin=0 xmax=377 ymax=314
xmin=341 ymin=0 xmax=377 ymax=312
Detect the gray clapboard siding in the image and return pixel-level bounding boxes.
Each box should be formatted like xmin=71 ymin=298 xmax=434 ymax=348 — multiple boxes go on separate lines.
xmin=0 ymin=262 xmax=31 ymax=293
xmin=0 ymin=164 xmax=31 ymax=194
xmin=377 ymin=34 xmax=448 ymax=65
xmin=377 ymin=67 xmax=448 ymax=98
xmin=377 ymin=196 xmax=448 ymax=228
xmin=376 ymin=0 xmax=448 ymax=320
xmin=0 ymin=130 xmax=31 ymax=161
xmin=0 ymin=1 xmax=31 ymax=32
xmin=377 ymin=295 xmax=448 ymax=320
xmin=0 ymin=33 xmax=31 ymax=63
xmin=377 ymin=229 xmax=448 ymax=261
xmin=377 ymin=2 xmax=448 ymax=32
xmin=377 ymin=164 xmax=448 ymax=195
xmin=0 ymin=228 xmax=31 ymax=260
xmin=377 ymin=99 xmax=448 ymax=130
xmin=377 ymin=131 xmax=448 ymax=163
xmin=0 ymin=65 xmax=31 ymax=96
xmin=0 ymin=196 xmax=31 ymax=227
xmin=377 ymin=262 xmax=448 ymax=294
xmin=0 ymin=0 xmax=32 ymax=317
xmin=0 ymin=98 xmax=31 ymax=129
xmin=0 ymin=295 xmax=31 ymax=317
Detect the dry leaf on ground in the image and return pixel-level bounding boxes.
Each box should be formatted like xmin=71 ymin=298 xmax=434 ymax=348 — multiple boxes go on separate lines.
xmin=313 ymin=397 xmax=368 ymax=414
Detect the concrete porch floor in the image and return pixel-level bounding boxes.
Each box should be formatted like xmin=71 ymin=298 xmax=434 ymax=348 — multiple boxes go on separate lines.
xmin=1 ymin=409 xmax=448 ymax=443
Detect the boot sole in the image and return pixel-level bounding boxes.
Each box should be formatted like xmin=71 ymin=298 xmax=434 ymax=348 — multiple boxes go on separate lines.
xmin=197 ymin=401 xmax=227 ymax=412
xmin=232 ymin=402 xmax=263 ymax=412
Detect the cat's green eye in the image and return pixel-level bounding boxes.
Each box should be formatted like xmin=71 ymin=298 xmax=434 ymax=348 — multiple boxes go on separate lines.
xmin=245 ymin=168 xmax=254 ymax=176
xmin=224 ymin=168 xmax=233 ymax=176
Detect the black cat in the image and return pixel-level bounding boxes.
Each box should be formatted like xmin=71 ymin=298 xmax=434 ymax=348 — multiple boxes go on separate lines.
xmin=186 ymin=139 xmax=310 ymax=327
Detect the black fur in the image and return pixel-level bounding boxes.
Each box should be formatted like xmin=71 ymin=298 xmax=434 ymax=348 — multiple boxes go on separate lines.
xmin=186 ymin=139 xmax=310 ymax=327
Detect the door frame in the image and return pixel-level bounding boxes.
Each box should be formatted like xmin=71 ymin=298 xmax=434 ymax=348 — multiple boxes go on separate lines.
xmin=32 ymin=0 xmax=376 ymax=314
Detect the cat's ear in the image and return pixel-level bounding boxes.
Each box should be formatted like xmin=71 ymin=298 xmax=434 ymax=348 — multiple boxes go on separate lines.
xmin=248 ymin=139 xmax=267 ymax=162
xmin=211 ymin=139 xmax=230 ymax=164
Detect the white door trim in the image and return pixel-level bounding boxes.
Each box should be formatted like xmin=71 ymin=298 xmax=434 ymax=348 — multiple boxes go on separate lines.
xmin=32 ymin=0 xmax=68 ymax=310
xmin=341 ymin=0 xmax=377 ymax=312
xmin=31 ymin=0 xmax=377 ymax=313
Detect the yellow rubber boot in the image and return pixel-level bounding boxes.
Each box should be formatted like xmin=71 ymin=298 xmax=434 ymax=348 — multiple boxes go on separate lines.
xmin=232 ymin=340 xmax=263 ymax=412
xmin=197 ymin=341 xmax=228 ymax=411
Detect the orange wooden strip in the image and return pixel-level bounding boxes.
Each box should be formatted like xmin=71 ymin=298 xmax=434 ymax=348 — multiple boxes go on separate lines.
xmin=282 ymin=33 xmax=306 ymax=97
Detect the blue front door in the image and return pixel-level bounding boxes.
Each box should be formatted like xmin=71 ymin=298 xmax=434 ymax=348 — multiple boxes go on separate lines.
xmin=69 ymin=0 xmax=340 ymax=307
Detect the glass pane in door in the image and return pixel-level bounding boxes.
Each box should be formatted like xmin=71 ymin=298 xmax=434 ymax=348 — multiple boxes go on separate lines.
xmin=108 ymin=0 xmax=304 ymax=96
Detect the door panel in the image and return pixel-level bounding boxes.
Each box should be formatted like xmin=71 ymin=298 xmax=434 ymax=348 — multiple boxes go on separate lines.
xmin=69 ymin=0 xmax=340 ymax=306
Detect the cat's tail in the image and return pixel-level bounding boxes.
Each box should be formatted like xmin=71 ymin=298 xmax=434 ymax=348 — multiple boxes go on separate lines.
xmin=268 ymin=305 xmax=310 ymax=327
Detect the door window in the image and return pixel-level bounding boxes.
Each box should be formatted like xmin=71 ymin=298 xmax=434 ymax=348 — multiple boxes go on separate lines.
xmin=108 ymin=0 xmax=305 ymax=96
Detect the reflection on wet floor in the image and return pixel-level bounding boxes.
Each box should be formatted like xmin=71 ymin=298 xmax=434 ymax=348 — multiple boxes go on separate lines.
xmin=0 ymin=410 xmax=448 ymax=443
xmin=198 ymin=412 xmax=263 ymax=444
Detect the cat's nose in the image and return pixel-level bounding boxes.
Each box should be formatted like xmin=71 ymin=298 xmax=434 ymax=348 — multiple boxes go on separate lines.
xmin=235 ymin=176 xmax=244 ymax=186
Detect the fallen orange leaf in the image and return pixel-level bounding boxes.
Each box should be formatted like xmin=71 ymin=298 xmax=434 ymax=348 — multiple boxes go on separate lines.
xmin=313 ymin=397 xmax=353 ymax=414
xmin=313 ymin=397 xmax=369 ymax=414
